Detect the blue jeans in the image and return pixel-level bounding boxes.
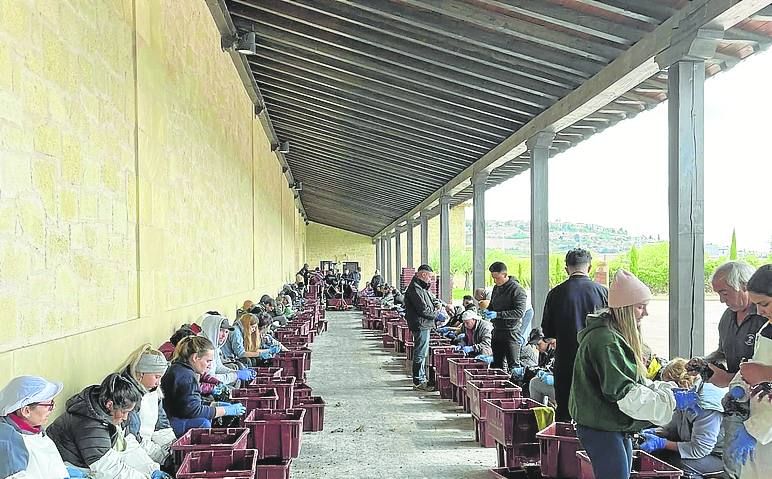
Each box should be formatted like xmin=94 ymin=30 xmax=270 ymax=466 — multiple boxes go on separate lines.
xmin=576 ymin=425 xmax=633 ymax=479
xmin=411 ymin=329 xmax=430 ymax=385
xmin=519 ymin=308 xmax=533 ymax=345
xmin=170 ymin=416 xmax=212 ymax=438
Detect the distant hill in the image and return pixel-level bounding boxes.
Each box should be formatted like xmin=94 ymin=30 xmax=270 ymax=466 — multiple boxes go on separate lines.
xmin=465 ymin=220 xmax=661 ymax=255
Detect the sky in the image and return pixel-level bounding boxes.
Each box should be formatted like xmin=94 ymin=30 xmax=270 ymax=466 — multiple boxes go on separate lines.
xmin=483 ymin=47 xmax=772 ymax=253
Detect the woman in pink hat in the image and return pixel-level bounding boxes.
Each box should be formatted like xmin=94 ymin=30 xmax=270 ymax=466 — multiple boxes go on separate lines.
xmin=569 ymin=269 xmax=701 ymax=479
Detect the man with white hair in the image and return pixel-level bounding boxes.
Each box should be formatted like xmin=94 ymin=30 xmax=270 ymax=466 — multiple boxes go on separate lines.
xmin=453 ymin=309 xmax=493 ymax=357
xmin=705 ymin=261 xmax=767 ymax=387
xmin=704 ymin=261 xmax=767 ymax=479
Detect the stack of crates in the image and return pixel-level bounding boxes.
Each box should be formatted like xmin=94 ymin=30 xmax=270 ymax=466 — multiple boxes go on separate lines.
xmin=485 ymin=398 xmax=544 ymax=469
xmin=467 ymin=379 xmax=521 ymax=448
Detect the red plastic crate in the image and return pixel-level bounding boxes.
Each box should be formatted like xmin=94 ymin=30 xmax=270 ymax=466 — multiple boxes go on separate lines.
xmin=281 ymin=336 xmax=309 ymax=350
xmin=256 ymin=458 xmax=292 ymax=479
xmin=244 ymin=408 xmax=305 ymax=460
xmin=448 ymin=358 xmax=487 ymax=387
xmin=317 ymin=320 xmax=328 ymax=333
xmin=230 ymin=388 xmax=279 ymax=413
xmin=251 ymin=367 xmax=283 ymax=378
xmin=297 ymin=396 xmax=325 ymax=432
xmin=465 ymin=368 xmax=510 ymax=384
xmin=273 ymin=352 xmax=307 ymax=380
xmin=176 ymin=449 xmax=257 ymax=478
xmin=248 ymin=376 xmax=296 ymax=409
xmin=467 ymin=379 xmax=522 ymax=420
xmin=287 ymin=320 xmax=310 ymax=336
xmin=405 ymin=341 xmax=414 ymax=361
xmin=497 ymin=442 xmax=541 ymax=469
xmin=292 ymin=382 xmax=312 ymax=400
xmin=576 ymin=450 xmax=683 ymax=479
xmin=431 ymin=347 xmax=464 ymax=377
xmin=536 ymin=422 xmax=581 ymax=479
xmin=437 ymin=375 xmax=453 ymax=399
xmin=171 ymin=428 xmax=250 ymax=466
xmin=382 ymin=333 xmax=395 ymax=348
xmin=486 ymin=398 xmax=544 ymax=447
xmin=473 ymin=416 xmax=496 ymax=448
xmin=275 ymin=327 xmax=302 ymax=343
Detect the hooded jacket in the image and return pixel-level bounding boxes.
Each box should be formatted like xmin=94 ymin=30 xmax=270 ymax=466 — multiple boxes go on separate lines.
xmin=46 ymin=386 xmax=118 ymax=468
xmin=488 ymin=277 xmax=527 ymax=331
xmin=220 ymin=321 xmax=247 ymax=361
xmin=199 ymin=315 xmax=238 ymax=384
xmin=404 ymin=276 xmax=439 ymax=331
xmin=569 ymin=312 xmax=676 ymax=432
xmin=46 ymin=385 xmax=159 ymax=479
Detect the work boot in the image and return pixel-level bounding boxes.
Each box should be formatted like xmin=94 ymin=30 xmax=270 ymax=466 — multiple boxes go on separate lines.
xmin=413 ymin=382 xmax=435 ymax=392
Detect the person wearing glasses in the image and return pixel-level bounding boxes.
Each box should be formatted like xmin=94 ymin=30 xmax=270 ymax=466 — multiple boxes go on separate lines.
xmin=0 ymin=376 xmax=86 ymax=478
xmin=47 ymin=373 xmax=171 ymax=479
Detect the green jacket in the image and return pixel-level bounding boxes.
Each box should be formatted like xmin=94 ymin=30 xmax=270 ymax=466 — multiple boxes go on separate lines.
xmin=569 ymin=312 xmax=652 ymax=432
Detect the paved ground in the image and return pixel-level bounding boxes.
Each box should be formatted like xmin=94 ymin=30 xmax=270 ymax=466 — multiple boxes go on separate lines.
xmin=293 ymin=310 xmax=497 ymax=479
xmin=292 ymin=299 xmax=728 ymax=478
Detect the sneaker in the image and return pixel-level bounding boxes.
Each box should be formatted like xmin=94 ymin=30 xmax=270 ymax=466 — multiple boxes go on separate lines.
xmin=412 ymin=382 xmax=435 ymax=392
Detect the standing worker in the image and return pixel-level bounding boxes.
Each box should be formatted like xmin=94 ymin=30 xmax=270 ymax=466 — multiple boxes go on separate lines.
xmin=570 ymin=270 xmax=701 ymax=479
xmin=405 ymin=264 xmax=446 ymax=391
xmin=541 ymin=248 xmax=608 ymax=421
xmin=485 ymin=262 xmax=528 ymax=376
xmin=724 ymin=264 xmax=772 ymax=479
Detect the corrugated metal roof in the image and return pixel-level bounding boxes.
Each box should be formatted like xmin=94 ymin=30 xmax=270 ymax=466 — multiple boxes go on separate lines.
xmin=220 ymin=0 xmax=772 ymax=236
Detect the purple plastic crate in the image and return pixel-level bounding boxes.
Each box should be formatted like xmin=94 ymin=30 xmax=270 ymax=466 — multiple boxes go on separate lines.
xmin=496 ymin=442 xmax=541 ymax=469
xmin=176 ymin=449 xmax=257 ymax=478
xmin=244 ymin=408 xmax=305 ymax=460
xmin=247 ymin=376 xmax=296 ymax=409
xmin=437 ymin=375 xmax=453 ymax=399
xmin=171 ymin=428 xmax=249 ymax=466
xmin=297 ymin=396 xmax=325 ymax=432
xmin=256 ymin=458 xmax=292 ymax=479
xmin=448 ymin=357 xmax=487 ymax=387
xmin=230 ymin=388 xmax=279 ymax=414
xmin=467 ymin=379 xmax=522 ymax=420
xmin=536 ymin=422 xmax=581 ymax=478
xmin=486 ymin=398 xmax=544 ymax=447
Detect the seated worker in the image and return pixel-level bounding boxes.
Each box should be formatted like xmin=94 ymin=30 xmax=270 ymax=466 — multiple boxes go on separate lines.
xmin=118 ymin=345 xmax=175 ymax=466
xmin=526 ymin=327 xmax=557 ymax=405
xmin=47 ymin=373 xmax=169 ymax=479
xmin=640 ymin=358 xmax=725 ymax=479
xmin=199 ymin=314 xmax=256 ymax=386
xmin=158 ymin=327 xmax=222 ymax=396
xmin=221 ymin=313 xmax=265 ymax=368
xmin=256 ymin=313 xmax=288 ymax=362
xmin=160 ymin=336 xmax=246 ymax=437
xmin=235 ymin=300 xmax=254 ymax=322
xmin=380 ymin=288 xmax=395 ymax=308
xmin=437 ymin=296 xmax=478 ymax=338
xmin=473 ymin=287 xmax=491 ymax=310
xmin=453 ymin=310 xmax=493 ymax=357
xmin=0 ymin=376 xmax=85 ymax=479
xmin=259 ymin=296 xmax=288 ymax=327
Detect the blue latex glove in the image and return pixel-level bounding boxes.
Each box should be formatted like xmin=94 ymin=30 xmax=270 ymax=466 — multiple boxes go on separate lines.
xmin=436 ymin=326 xmax=449 ymax=334
xmin=484 ymin=310 xmax=497 ymax=320
xmin=236 ymin=369 xmax=256 ymax=381
xmin=212 ymin=383 xmax=226 ymax=396
xmin=729 ymin=385 xmax=746 ymax=400
xmin=456 ymin=333 xmax=465 ymax=341
xmin=259 ymin=351 xmax=273 ymax=360
xmin=512 ymin=367 xmax=525 ymax=379
xmin=269 ymin=344 xmax=282 ymax=354
xmin=446 ymin=332 xmax=456 ymax=339
xmin=727 ymin=423 xmax=756 ymax=465
xmin=462 ymin=345 xmax=474 ymax=354
xmin=476 ymin=355 xmax=494 ymax=364
xmin=673 ymin=388 xmax=702 ymax=414
xmin=151 ymin=471 xmax=173 ymax=479
xmin=542 ymin=373 xmax=554 ymax=386
xmin=66 ymin=466 xmax=87 ymax=478
xmin=641 ymin=427 xmax=657 ymax=435
xmin=436 ymin=311 xmax=447 ymax=323
xmin=640 ymin=432 xmax=666 ymax=453
xmin=223 ymin=403 xmax=247 ymax=416
xmin=453 ymin=345 xmax=463 ymax=352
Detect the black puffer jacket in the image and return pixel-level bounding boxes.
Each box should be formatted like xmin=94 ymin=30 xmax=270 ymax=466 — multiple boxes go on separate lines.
xmin=488 ymin=276 xmax=527 ymax=331
xmin=404 ymin=276 xmax=439 ymax=331
xmin=47 ymin=386 xmax=118 ymax=467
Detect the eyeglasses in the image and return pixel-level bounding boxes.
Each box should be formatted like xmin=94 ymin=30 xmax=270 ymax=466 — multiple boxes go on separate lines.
xmin=34 ymin=400 xmax=56 ymax=411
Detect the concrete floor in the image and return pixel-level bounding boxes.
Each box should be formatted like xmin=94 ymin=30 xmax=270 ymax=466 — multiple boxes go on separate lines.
xmin=293 ymin=310 xmax=497 ymax=479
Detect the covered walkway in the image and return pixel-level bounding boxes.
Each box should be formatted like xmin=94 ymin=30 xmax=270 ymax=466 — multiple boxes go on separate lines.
xmin=294 ymin=310 xmax=495 ymax=478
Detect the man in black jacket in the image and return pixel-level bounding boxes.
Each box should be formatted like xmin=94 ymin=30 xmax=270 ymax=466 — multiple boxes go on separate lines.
xmin=485 ymin=262 xmax=528 ymax=376
xmin=541 ymin=248 xmax=607 ymax=421
xmin=404 ymin=264 xmax=445 ymax=390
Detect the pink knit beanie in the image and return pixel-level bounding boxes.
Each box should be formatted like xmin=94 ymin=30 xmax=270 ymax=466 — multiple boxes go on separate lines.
xmin=608 ymin=269 xmax=652 ymax=308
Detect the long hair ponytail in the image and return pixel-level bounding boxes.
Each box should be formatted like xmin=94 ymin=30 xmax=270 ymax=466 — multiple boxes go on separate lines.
xmin=172 ymin=336 xmax=214 ymax=363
